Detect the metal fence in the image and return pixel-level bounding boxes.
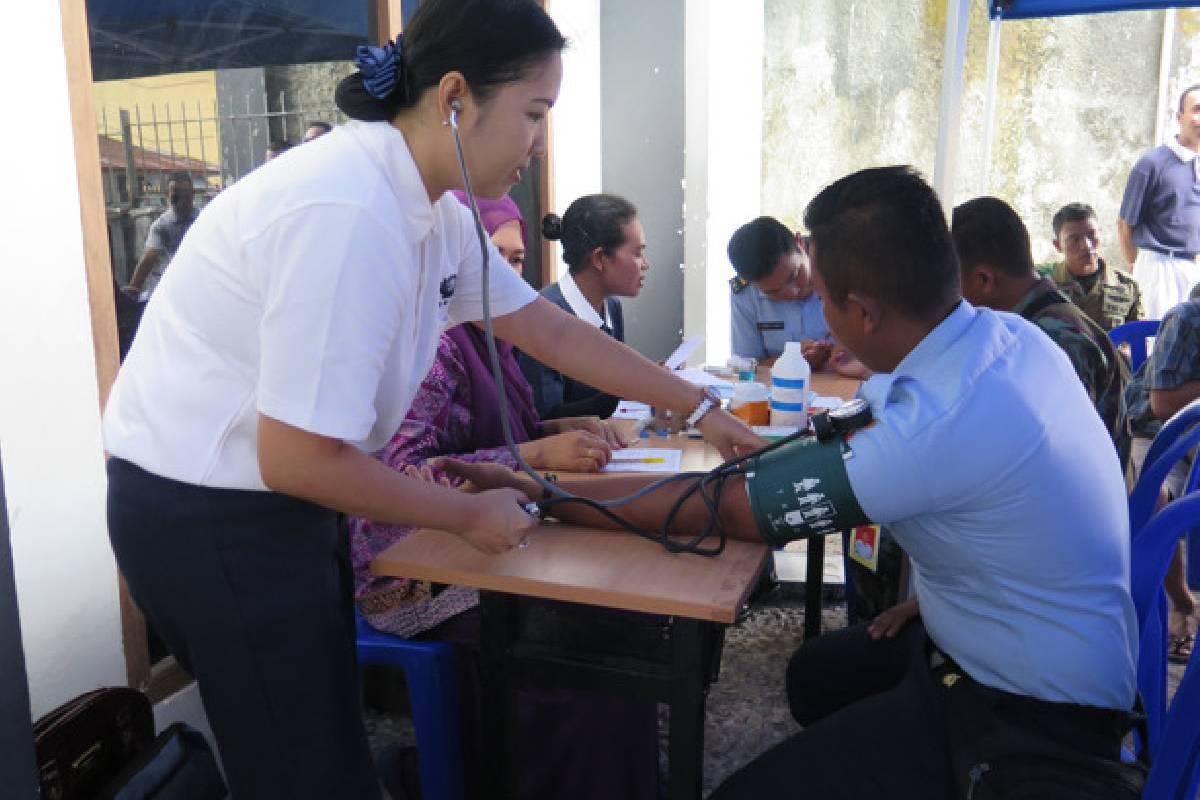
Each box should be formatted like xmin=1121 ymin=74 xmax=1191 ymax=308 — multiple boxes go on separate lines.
xmin=97 ymin=95 xmax=347 ymax=282
xmin=96 ymin=95 xmax=346 ymax=209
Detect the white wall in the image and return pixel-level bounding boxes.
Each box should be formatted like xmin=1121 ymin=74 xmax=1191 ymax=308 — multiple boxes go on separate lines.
xmin=684 ymin=0 xmax=765 ymax=366
xmin=0 ymin=2 xmax=128 ymax=719
xmin=548 ymin=0 xmax=602 ymax=280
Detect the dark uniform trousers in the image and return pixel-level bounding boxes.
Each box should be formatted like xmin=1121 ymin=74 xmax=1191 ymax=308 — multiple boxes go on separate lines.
xmin=107 ymin=458 xmax=379 ymax=799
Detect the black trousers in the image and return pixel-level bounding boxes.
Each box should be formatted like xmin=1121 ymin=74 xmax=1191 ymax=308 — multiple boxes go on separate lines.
xmin=710 ymin=621 xmax=956 ymax=800
xmin=106 ymin=458 xmax=379 ymax=799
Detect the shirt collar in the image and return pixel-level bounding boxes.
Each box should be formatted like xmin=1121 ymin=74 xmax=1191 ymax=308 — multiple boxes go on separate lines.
xmin=344 ymin=119 xmax=436 ymax=241
xmin=1168 ymin=137 xmax=1200 ymax=180
xmin=1169 ymin=136 xmax=1199 ymax=163
xmin=559 ymin=271 xmax=611 ymax=329
xmin=859 ymin=300 xmax=977 ymax=409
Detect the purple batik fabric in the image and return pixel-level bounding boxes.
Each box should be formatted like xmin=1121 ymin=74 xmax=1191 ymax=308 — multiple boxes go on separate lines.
xmin=350 ymin=329 xmax=528 ymax=637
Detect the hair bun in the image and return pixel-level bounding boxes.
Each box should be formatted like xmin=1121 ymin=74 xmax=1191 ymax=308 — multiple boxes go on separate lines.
xmin=541 ymin=213 xmax=563 ymax=241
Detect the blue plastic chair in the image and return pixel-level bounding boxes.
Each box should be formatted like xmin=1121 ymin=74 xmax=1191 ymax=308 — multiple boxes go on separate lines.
xmin=1128 ymin=401 xmax=1200 ymax=537
xmin=1131 ymin=400 xmax=1200 ymax=596
xmin=355 ymin=611 xmax=464 ymax=800
xmin=1109 ymin=319 xmax=1161 ymax=371
xmin=1131 ymin=494 xmax=1200 ymax=799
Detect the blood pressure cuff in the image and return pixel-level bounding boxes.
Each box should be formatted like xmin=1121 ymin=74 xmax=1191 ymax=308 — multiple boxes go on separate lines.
xmin=745 ymin=433 xmax=869 ymax=547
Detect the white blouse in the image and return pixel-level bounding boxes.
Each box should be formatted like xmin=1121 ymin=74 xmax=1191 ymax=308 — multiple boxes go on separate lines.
xmin=103 ymin=120 xmax=537 ymax=490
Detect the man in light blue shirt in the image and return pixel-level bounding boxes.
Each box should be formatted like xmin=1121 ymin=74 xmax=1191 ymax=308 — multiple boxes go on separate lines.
xmin=446 ymin=168 xmax=1142 ymax=798
xmin=714 ymin=167 xmax=1140 ymax=798
xmin=727 ymin=216 xmax=830 ymax=361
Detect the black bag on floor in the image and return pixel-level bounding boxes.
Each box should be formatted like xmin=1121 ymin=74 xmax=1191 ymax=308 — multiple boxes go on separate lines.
xmin=100 ymin=722 xmax=227 ymax=800
xmin=34 ymin=687 xmax=155 ymax=800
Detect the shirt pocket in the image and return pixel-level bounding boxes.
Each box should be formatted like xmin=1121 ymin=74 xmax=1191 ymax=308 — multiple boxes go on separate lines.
xmin=759 ymin=323 xmax=789 ymax=356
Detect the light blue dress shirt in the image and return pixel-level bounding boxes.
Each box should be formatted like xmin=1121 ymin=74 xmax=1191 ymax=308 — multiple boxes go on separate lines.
xmin=846 ymin=301 xmax=1137 ymax=710
xmin=730 ymin=287 xmax=830 ymax=360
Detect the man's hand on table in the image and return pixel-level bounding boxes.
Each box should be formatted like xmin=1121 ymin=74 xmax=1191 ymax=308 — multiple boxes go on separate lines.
xmin=829 ymin=346 xmax=872 ymax=380
xmin=697 ymin=407 xmax=769 ymax=460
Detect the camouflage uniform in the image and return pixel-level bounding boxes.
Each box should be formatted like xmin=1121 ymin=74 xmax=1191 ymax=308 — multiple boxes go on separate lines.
xmin=1013 ymin=277 xmax=1130 ymax=456
xmin=1050 ymin=258 xmax=1144 ymax=332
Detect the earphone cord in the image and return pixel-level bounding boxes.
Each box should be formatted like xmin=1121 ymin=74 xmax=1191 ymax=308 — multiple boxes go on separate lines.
xmin=450 ymin=109 xmax=803 ymax=555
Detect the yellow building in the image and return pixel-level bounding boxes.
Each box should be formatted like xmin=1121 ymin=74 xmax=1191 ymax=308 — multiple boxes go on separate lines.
xmin=92 ymin=71 xmax=221 ymax=193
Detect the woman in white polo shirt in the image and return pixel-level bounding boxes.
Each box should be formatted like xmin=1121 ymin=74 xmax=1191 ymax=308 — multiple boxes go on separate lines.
xmin=102 ymin=1 xmax=757 ymax=797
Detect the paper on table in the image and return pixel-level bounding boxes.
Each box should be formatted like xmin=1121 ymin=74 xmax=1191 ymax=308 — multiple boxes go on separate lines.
xmin=673 ymin=367 xmax=734 ymax=399
xmin=612 ymin=401 xmax=652 ymax=420
xmin=664 ymin=335 xmax=704 ymax=370
xmin=602 ymin=448 xmax=682 ymax=473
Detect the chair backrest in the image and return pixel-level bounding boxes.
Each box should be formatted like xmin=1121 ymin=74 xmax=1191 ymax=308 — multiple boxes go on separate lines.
xmin=1128 ymin=399 xmax=1200 ymax=536
xmin=1109 ymin=319 xmax=1160 ymax=371
xmin=1132 ymin=493 xmax=1200 ymax=798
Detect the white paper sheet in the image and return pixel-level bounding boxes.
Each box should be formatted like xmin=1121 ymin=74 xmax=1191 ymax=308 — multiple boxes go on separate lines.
xmin=611 ymin=401 xmax=652 ymax=420
xmin=602 ymin=448 xmax=682 ymax=473
xmin=664 ymin=335 xmax=704 ymax=370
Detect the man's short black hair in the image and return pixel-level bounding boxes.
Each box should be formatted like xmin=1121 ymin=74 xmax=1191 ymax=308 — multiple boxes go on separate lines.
xmin=1180 ymin=83 xmax=1200 ymax=112
xmin=803 ymin=166 xmax=959 ymax=320
xmin=727 ymin=216 xmax=797 ymax=282
xmin=951 ymin=196 xmax=1034 ymax=279
xmin=1051 ymin=202 xmax=1096 ymax=238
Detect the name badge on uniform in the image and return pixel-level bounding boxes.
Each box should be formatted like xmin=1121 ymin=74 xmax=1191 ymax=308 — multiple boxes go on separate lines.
xmin=757 ymin=321 xmax=785 ymax=331
xmin=848 ymin=525 xmax=882 ymax=572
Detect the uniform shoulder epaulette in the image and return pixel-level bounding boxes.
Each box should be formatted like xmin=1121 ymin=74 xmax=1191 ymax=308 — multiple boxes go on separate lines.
xmin=730 ymin=275 xmax=749 ymax=293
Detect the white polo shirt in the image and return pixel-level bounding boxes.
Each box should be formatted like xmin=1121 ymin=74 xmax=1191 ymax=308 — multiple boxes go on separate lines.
xmin=103 ymin=120 xmax=537 ymax=491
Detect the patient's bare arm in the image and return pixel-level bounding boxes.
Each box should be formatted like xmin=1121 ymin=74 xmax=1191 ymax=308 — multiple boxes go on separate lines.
xmin=432 ymin=459 xmax=764 ymax=543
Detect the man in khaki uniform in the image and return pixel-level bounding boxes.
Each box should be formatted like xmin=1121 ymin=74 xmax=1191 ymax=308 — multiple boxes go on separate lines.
xmin=1049 ymin=203 xmax=1143 ymax=331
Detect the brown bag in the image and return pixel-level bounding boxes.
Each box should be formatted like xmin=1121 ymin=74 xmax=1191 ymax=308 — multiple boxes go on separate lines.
xmin=34 ymin=687 xmax=155 ymax=800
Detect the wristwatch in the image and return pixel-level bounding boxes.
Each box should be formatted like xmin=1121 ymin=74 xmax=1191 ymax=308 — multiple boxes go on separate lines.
xmin=685 ymin=387 xmax=722 ymax=428
xmin=810 ymin=398 xmax=873 ymax=441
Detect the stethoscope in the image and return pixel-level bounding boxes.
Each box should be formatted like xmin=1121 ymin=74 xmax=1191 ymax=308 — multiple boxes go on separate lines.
xmin=448 ymin=100 xmax=814 ymax=555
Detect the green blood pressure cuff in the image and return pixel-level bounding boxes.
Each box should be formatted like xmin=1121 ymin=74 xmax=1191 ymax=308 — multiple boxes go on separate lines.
xmin=745 ymin=434 xmax=869 ymax=547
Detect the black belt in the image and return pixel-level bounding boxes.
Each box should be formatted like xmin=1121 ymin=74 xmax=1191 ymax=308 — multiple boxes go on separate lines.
xmin=1143 ymin=243 xmax=1198 ymax=260
xmin=930 ymin=648 xmax=1135 ymax=741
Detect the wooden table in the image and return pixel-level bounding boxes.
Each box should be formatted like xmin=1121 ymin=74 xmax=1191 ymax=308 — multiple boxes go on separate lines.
xmin=682 ymin=369 xmax=861 ymax=640
xmin=371 ymin=368 xmax=858 ymax=799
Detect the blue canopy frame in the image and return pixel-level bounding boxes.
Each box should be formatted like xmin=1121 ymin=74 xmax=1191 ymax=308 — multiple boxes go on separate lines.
xmin=992 ymin=0 xmax=1198 ymax=20
xmin=85 ymin=0 xmax=420 ymax=81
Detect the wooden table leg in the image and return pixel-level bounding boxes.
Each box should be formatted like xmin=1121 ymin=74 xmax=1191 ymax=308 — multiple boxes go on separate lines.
xmin=480 ymin=591 xmax=515 ymax=799
xmin=667 ymin=618 xmax=709 ymax=800
xmin=803 ymin=535 xmax=824 ymax=640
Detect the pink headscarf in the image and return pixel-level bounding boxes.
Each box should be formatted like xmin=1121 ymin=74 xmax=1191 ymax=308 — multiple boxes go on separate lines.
xmin=450 ymin=190 xmax=527 ymax=243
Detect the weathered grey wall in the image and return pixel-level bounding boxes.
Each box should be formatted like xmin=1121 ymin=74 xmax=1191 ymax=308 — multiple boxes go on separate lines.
xmin=763 ymin=1 xmax=1185 ymax=269
xmin=601 ymin=0 xmax=686 ymax=361
xmin=763 ymin=0 xmax=945 ymax=233
xmin=264 ymin=62 xmax=352 ymax=145
xmin=958 ymin=8 xmax=1162 ymax=266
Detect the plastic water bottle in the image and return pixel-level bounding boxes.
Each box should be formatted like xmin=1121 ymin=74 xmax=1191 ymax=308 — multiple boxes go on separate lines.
xmin=770 ymin=341 xmax=810 ymax=428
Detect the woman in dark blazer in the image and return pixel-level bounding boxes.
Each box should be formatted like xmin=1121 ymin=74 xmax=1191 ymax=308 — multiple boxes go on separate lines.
xmin=519 ymin=193 xmax=649 ymax=419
